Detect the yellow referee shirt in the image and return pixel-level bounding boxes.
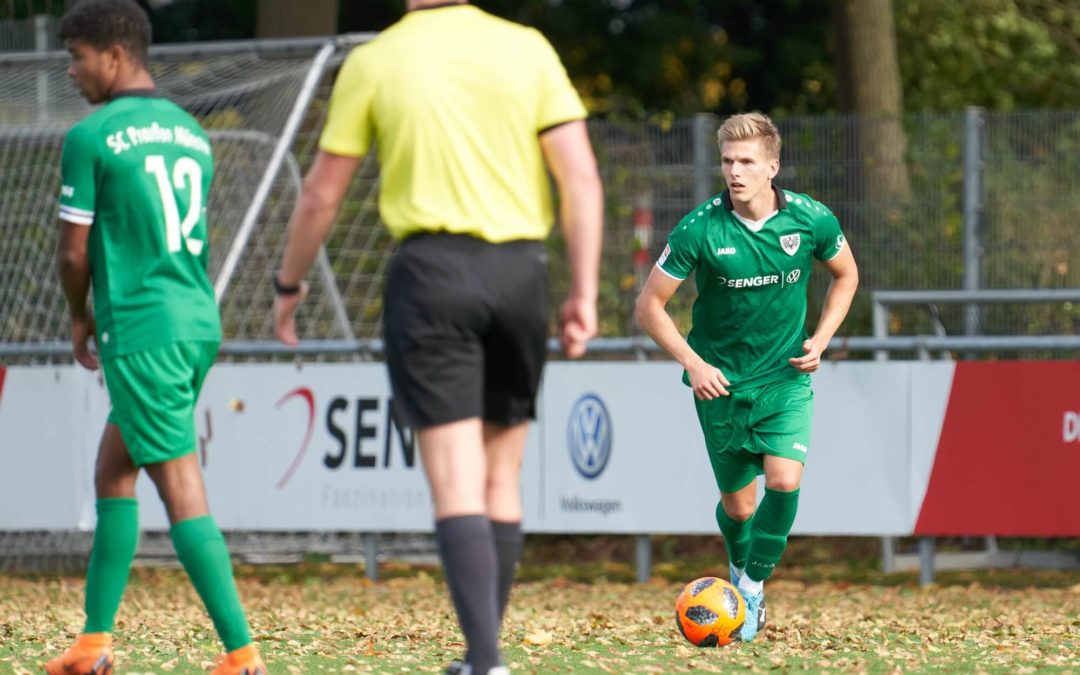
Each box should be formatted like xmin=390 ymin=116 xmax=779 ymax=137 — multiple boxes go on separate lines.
xmin=320 ymin=4 xmax=587 ymax=243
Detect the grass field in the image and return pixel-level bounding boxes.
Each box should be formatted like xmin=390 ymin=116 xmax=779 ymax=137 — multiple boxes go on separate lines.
xmin=2 ymin=537 xmax=1078 ymax=674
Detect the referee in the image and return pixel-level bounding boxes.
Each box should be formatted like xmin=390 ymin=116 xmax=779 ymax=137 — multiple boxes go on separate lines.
xmin=272 ymin=2 xmax=603 ymax=674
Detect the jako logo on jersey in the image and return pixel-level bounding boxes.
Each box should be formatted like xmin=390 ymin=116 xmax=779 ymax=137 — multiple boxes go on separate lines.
xmin=1064 ymin=411 xmax=1080 ymax=443
xmin=780 ymin=233 xmax=800 ymax=256
xmin=61 ymin=185 xmax=75 ymax=198
xmin=716 ymin=247 xmax=736 ymax=255
xmin=836 ymin=234 xmax=846 ymax=250
xmin=786 ymin=269 xmax=801 ymax=284
xmin=716 ymin=275 xmax=780 ymax=289
xmin=657 ymin=244 xmax=671 ymax=266
xmin=568 ymin=393 xmax=612 ymax=480
xmin=792 ymin=442 xmax=808 ymax=453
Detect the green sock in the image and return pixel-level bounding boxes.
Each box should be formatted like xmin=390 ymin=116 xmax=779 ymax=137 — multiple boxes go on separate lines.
xmin=84 ymin=498 xmax=139 ymax=633
xmin=170 ymin=515 xmax=252 ymax=652
xmin=715 ymin=501 xmax=752 ymax=570
xmin=745 ymin=488 xmax=800 ymax=582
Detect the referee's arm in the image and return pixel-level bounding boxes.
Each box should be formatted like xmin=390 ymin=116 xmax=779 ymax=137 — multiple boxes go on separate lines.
xmin=273 ymin=151 xmax=361 ymax=346
xmin=540 ymin=120 xmax=604 ymax=358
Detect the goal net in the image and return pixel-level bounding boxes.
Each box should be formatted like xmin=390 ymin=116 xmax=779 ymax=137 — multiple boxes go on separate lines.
xmin=0 ymin=35 xmax=388 ymax=367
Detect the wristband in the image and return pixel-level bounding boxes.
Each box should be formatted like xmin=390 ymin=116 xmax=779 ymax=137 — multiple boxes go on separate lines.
xmin=272 ymin=272 xmax=301 ymax=296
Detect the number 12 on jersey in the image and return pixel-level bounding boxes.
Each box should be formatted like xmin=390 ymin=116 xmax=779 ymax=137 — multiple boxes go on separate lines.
xmin=145 ymin=154 xmax=205 ymax=255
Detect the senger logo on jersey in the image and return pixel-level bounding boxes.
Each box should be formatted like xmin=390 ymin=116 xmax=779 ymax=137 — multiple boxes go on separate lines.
xmin=715 ymin=274 xmax=780 ymax=290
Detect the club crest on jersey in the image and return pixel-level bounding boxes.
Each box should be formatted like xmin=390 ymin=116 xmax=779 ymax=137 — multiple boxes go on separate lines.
xmin=780 ymin=233 xmax=800 ymax=256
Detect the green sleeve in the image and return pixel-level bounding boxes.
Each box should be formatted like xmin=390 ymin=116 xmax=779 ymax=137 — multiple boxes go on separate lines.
xmin=59 ymin=122 xmax=99 ymax=225
xmin=657 ymin=211 xmax=703 ymax=280
xmin=810 ymin=199 xmax=846 ymax=261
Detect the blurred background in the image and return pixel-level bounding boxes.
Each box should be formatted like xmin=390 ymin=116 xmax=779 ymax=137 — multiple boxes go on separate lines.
xmin=2 ymin=0 xmax=1078 ymax=359
xmin=0 ymin=5 xmax=1077 ymax=671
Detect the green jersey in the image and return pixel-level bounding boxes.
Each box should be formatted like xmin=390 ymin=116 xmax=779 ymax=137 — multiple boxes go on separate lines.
xmin=658 ymin=185 xmax=846 ymax=390
xmin=58 ymin=92 xmax=220 ymax=359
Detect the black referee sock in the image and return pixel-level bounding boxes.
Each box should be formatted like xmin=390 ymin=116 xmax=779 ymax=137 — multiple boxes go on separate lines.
xmin=491 ymin=520 xmax=523 ymax=624
xmin=435 ymin=515 xmax=502 ymax=673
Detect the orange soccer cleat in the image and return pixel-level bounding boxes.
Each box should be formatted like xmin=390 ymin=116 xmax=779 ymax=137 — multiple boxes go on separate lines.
xmin=44 ymin=632 xmax=114 ymax=675
xmin=211 ymin=644 xmax=267 ymax=675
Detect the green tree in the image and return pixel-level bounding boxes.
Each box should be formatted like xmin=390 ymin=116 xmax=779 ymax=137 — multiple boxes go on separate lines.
xmin=896 ymin=0 xmax=1080 ymax=111
xmin=338 ymin=0 xmax=836 ymax=117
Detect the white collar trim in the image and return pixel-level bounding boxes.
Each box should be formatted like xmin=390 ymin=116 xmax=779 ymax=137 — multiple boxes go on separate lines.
xmin=731 ymin=209 xmax=778 ymax=232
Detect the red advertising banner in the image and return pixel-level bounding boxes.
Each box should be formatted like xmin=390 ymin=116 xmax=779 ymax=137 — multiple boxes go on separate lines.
xmin=914 ymin=361 xmax=1080 ymax=536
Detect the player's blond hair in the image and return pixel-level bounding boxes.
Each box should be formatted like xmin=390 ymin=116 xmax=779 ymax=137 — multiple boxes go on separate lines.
xmin=717 ymin=112 xmax=781 ymax=160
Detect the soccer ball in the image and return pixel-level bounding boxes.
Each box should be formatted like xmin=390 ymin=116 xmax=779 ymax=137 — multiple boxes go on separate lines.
xmin=674 ymin=576 xmax=746 ymax=647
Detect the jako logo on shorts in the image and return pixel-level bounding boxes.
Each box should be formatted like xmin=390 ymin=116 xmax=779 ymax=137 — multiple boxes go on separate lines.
xmin=568 ymin=393 xmax=612 ymax=480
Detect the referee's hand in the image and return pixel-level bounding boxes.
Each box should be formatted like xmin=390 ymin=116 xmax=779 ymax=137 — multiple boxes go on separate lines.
xmin=559 ymin=295 xmax=597 ymax=359
xmin=272 ymin=281 xmax=309 ymax=347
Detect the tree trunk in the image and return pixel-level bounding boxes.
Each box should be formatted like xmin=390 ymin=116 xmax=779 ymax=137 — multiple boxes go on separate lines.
xmin=256 ymin=0 xmax=339 ymax=38
xmin=833 ymin=0 xmax=911 ymax=203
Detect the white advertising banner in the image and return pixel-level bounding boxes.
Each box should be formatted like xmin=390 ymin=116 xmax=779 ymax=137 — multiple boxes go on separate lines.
xmin=139 ymin=364 xmax=438 ymax=531
xmin=0 ymin=361 xmax=951 ymax=535
xmin=0 ymin=367 xmax=99 ymax=530
xmin=534 ymin=362 xmax=918 ymax=535
xmin=537 ymin=362 xmax=717 ymax=533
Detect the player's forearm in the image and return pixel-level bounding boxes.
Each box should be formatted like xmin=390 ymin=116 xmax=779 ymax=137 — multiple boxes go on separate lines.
xmin=635 ymin=296 xmax=705 ymax=371
xmin=810 ymin=272 xmax=859 ymax=349
xmin=559 ymin=168 xmax=603 ymax=301
xmin=278 ymin=189 xmax=339 ymax=286
xmin=56 ymin=251 xmax=91 ymax=321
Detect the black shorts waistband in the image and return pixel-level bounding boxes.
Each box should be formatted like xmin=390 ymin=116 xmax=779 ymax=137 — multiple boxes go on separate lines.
xmin=400 ymin=231 xmax=544 ymax=250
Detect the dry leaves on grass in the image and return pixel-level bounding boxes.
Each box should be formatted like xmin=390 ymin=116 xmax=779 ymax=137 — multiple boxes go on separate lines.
xmin=1 ymin=569 xmax=1078 ymax=673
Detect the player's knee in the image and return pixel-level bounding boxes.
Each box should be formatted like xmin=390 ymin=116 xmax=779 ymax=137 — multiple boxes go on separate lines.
xmin=721 ymin=501 xmax=756 ymax=522
xmin=93 ymin=458 xmax=137 ymax=498
xmin=94 ymin=472 xmax=136 ymax=499
xmin=146 ymin=456 xmax=209 ymax=521
xmin=486 ymin=468 xmax=518 ymax=494
xmin=764 ymin=475 xmax=801 ymax=492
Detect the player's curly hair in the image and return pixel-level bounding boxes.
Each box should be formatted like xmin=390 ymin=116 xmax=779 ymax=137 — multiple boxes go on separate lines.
xmin=717 ymin=112 xmax=781 ymax=160
xmin=58 ymin=0 xmax=151 ymax=68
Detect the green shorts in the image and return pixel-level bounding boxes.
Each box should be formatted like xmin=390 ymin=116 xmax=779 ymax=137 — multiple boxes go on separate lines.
xmin=693 ymin=374 xmax=813 ymax=494
xmin=103 ymin=340 xmax=219 ymax=467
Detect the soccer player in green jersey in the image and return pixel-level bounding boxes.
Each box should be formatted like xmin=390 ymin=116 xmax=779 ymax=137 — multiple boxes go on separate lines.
xmin=47 ymin=1 xmax=265 ymax=673
xmin=636 ymin=112 xmax=858 ymax=642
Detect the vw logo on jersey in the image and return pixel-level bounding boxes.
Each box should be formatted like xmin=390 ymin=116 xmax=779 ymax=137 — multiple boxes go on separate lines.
xmin=567 ymin=393 xmax=612 ymax=480
xmin=786 ymin=269 xmax=801 ymax=284
xmin=780 ymin=233 xmax=801 ymax=256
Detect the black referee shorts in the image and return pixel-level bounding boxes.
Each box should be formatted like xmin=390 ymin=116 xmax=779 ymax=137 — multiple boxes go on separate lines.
xmin=383 ymin=232 xmax=549 ymax=430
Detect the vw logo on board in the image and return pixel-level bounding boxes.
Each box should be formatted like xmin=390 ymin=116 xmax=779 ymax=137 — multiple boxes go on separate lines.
xmin=567 ymin=393 xmax=612 ymax=480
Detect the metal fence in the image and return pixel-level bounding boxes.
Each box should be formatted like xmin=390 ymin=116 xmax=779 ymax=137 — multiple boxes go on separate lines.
xmin=1 ymin=38 xmax=1078 ymax=364
xmin=0 ymin=15 xmax=56 ymax=53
